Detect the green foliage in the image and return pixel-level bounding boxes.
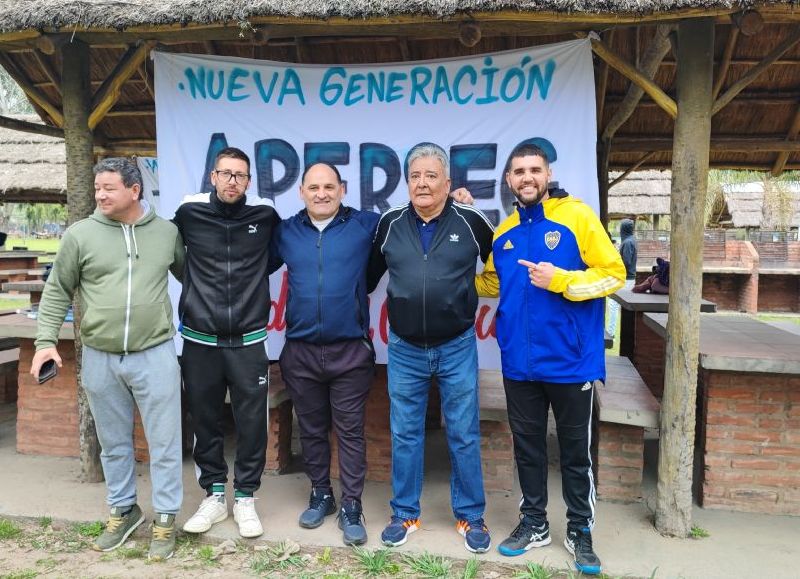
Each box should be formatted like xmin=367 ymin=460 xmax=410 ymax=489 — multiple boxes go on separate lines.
xmin=116 ymin=545 xmax=147 ymax=559
xmin=196 ymin=544 xmax=217 ymax=564
xmin=72 ymin=521 xmax=104 ymax=538
xmin=0 ymin=519 xmax=23 ymax=540
xmin=690 ymin=525 xmax=710 ymax=539
xmin=37 ymin=517 xmax=51 ymax=529
xmin=1 ymin=570 xmax=38 ymax=579
xmin=461 ymin=557 xmax=480 ymax=579
xmin=352 ymin=546 xmax=399 ymax=576
xmin=250 ymin=542 xmax=308 ymax=575
xmin=401 ymin=552 xmax=452 ymax=578
xmin=513 ymin=561 xmax=557 ymax=579
xmin=317 ymin=546 xmax=332 ymax=565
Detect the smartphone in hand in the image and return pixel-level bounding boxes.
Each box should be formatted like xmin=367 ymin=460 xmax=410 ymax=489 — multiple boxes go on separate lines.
xmin=37 ymin=359 xmax=57 ymax=384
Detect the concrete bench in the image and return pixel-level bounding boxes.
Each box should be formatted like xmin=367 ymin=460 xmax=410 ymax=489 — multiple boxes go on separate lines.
xmin=593 ymin=356 xmax=660 ymax=502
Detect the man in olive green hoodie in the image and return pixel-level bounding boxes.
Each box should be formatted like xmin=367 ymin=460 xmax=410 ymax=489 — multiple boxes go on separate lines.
xmin=30 ymin=158 xmax=185 ymax=561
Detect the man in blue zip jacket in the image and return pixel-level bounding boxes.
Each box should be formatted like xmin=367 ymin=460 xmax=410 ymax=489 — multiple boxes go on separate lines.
xmin=270 ymin=162 xmax=378 ymax=545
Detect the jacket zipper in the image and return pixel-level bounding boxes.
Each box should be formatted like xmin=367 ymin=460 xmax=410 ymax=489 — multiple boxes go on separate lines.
xmin=122 ymin=224 xmax=133 ymax=355
xmin=317 ymin=229 xmax=323 ymax=343
xmin=226 ymin=222 xmax=232 ymax=340
xmin=422 ymin=253 xmax=428 ymax=347
xmin=525 ymin=213 xmax=533 ymax=380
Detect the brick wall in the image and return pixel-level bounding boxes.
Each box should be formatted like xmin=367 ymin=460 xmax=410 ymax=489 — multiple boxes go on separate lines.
xmin=757 ymin=275 xmax=800 ymax=313
xmin=16 ymin=338 xmax=79 ymax=457
xmin=632 ymin=315 xmax=666 ymax=398
xmin=788 ymin=241 xmax=800 ymax=263
xmin=702 ymin=273 xmax=746 ymax=311
xmin=0 ymin=348 xmax=19 ymax=403
xmin=699 ymin=369 xmax=800 ymax=515
xmin=480 ymin=419 xmax=514 ymax=493
xmin=592 ymin=421 xmax=645 ymax=502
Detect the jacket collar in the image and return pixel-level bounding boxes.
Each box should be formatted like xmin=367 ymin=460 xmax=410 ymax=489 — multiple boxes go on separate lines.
xmin=210 ymin=190 xmax=247 ymax=218
xmin=297 ymin=204 xmax=351 ymax=227
xmin=408 ymin=196 xmax=453 ymax=221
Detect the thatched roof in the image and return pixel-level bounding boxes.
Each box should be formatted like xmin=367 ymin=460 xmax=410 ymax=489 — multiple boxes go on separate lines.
xmin=0 ymin=1 xmax=771 ymax=31
xmin=720 ymin=183 xmax=800 ymax=228
xmin=608 ymin=170 xmax=671 ymax=217
xmin=3 ymin=2 xmax=800 ymax=175
xmin=0 ymin=116 xmax=65 ymax=203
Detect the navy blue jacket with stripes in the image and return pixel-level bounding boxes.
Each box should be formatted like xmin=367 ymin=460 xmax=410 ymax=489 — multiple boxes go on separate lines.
xmin=270 ymin=206 xmax=380 ymax=344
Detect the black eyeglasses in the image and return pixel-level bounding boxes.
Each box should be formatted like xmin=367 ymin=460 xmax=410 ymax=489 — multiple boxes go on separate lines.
xmin=214 ymin=170 xmax=250 ymax=184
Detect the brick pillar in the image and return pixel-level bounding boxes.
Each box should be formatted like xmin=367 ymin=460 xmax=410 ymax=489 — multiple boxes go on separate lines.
xmin=738 ymin=271 xmax=758 ymax=314
xmin=700 ymin=370 xmax=800 ymax=515
xmin=266 ymin=399 xmax=293 ymax=473
xmin=480 ymin=419 xmax=514 ymax=493
xmin=593 ymin=421 xmax=645 ymax=502
xmin=16 ymin=338 xmax=80 ymax=457
xmin=632 ymin=316 xmax=666 ymax=398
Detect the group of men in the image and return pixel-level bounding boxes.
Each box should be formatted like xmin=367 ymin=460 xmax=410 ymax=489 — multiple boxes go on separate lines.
xmin=30 ymin=142 xmax=624 ymax=575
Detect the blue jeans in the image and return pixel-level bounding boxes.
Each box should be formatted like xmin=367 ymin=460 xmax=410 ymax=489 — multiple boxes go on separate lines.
xmin=387 ymin=327 xmax=486 ymax=523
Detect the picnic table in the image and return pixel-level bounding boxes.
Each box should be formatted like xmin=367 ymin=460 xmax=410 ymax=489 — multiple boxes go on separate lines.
xmin=0 ymin=251 xmax=44 ymax=272
xmin=643 ymin=313 xmax=800 ymax=515
xmin=610 ymin=288 xmax=717 ymax=359
xmin=1 ymin=280 xmax=45 ymax=304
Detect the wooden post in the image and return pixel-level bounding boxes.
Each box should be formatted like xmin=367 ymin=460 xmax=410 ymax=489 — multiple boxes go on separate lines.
xmin=655 ymin=18 xmax=713 ymax=536
xmin=62 ymin=39 xmax=103 ymax=483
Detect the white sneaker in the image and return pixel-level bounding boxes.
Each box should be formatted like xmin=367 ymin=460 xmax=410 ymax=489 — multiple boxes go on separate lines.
xmin=182 ymin=495 xmax=228 ymax=533
xmin=233 ymin=497 xmax=263 ymax=538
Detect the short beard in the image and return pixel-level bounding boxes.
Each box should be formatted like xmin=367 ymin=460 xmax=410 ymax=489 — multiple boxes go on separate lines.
xmin=514 ymin=187 xmax=545 ymax=208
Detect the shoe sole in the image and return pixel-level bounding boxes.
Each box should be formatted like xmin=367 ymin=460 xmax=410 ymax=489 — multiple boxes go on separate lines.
xmin=457 ymin=525 xmax=492 ymax=554
xmin=235 ymin=515 xmax=263 ymax=538
xmin=182 ymin=511 xmax=228 ymax=534
xmin=92 ymin=513 xmax=145 ymax=552
xmin=498 ymin=536 xmax=552 ymax=556
xmin=299 ymin=507 xmax=336 ymax=529
xmin=148 ymin=549 xmax=175 ymax=562
xmin=338 ymin=516 xmax=367 ymax=546
xmin=381 ymin=523 xmax=419 ymax=547
xmin=563 ymin=538 xmax=601 ymax=575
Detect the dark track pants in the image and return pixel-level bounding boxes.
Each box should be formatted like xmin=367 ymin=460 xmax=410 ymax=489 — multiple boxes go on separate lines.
xmin=182 ymin=341 xmax=269 ymax=494
xmin=503 ymin=378 xmax=596 ymax=529
xmin=279 ymin=339 xmax=374 ymax=502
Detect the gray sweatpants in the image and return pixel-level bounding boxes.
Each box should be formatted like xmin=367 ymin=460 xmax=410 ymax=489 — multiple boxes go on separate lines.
xmin=82 ymin=339 xmax=183 ymax=514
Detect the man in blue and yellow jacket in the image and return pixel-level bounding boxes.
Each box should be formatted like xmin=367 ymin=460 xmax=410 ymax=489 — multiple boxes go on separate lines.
xmin=476 ymin=144 xmax=625 ymax=576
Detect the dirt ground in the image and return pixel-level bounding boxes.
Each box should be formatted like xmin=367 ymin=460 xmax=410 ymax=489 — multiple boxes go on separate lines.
xmin=0 ymin=516 xmax=611 ymax=579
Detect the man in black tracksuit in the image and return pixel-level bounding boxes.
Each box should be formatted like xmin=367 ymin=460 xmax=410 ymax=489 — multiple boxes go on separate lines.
xmin=174 ymin=147 xmax=280 ymax=539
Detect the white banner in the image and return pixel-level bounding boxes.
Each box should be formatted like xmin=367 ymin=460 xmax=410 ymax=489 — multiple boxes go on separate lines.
xmin=153 ymin=39 xmax=598 ymax=368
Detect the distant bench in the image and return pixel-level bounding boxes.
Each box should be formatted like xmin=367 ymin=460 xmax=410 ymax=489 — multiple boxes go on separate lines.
xmin=478 ymin=355 xmax=658 ymax=501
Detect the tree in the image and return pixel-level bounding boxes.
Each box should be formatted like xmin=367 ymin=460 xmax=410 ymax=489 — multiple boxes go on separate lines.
xmin=0 ymin=68 xmax=33 ymax=114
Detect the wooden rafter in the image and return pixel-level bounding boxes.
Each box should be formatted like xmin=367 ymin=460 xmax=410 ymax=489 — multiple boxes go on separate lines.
xmin=595 ymin=30 xmax=614 ymax=126
xmin=608 ymin=151 xmax=657 ymax=188
xmin=0 ymin=51 xmax=63 ymax=126
xmin=0 ymin=114 xmax=64 ymax=137
xmin=601 ymin=24 xmax=673 ymax=142
xmin=613 ymin=136 xmax=800 ymax=152
xmin=588 ymin=34 xmax=677 ymax=119
xmin=712 ymin=26 xmax=738 ymax=99
xmin=712 ymin=27 xmax=800 ymax=115
xmin=88 ymin=40 xmax=155 ymax=129
xmin=770 ymin=104 xmax=800 ymax=175
xmin=32 ymin=50 xmax=61 ymax=96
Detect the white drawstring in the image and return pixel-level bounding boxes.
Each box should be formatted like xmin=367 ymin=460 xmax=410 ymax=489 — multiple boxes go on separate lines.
xmin=122 ymin=224 xmax=132 ymax=257
xmin=131 ymin=224 xmax=140 ymax=258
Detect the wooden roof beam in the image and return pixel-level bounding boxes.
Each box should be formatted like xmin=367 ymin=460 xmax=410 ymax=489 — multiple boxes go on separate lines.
xmin=0 ymin=52 xmax=64 ymax=127
xmin=712 ymin=27 xmax=800 ymax=115
xmin=0 ymin=114 xmax=64 ymax=138
xmin=712 ymin=26 xmax=738 ymax=99
xmin=587 ymin=33 xmax=677 ymax=119
xmin=613 ymin=136 xmax=800 ymax=152
xmin=32 ymin=50 xmax=61 ymax=96
xmin=89 ymin=40 xmax=155 ymax=130
xmin=601 ymin=24 xmax=673 ymax=141
xmin=770 ymin=104 xmax=800 ymax=176
xmin=595 ymin=29 xmax=614 ymax=126
xmin=608 ymin=151 xmax=657 ymax=188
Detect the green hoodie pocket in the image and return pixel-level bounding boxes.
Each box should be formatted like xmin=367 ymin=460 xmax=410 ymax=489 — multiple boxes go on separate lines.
xmin=80 ymin=305 xmax=127 ymax=352
xmin=126 ymin=302 xmax=173 ymax=351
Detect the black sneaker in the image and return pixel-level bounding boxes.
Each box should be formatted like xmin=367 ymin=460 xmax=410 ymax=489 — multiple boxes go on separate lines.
xmin=497 ymin=515 xmax=551 ymax=556
xmin=564 ymin=526 xmax=602 ymax=575
xmin=337 ymin=499 xmax=367 ymax=546
xmin=298 ymin=488 xmax=336 ymax=529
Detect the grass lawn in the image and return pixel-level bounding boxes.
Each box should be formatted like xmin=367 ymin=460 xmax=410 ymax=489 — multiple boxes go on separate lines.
xmin=756 ymin=312 xmax=800 ymax=326
xmin=5 ymin=236 xmax=60 ymax=254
